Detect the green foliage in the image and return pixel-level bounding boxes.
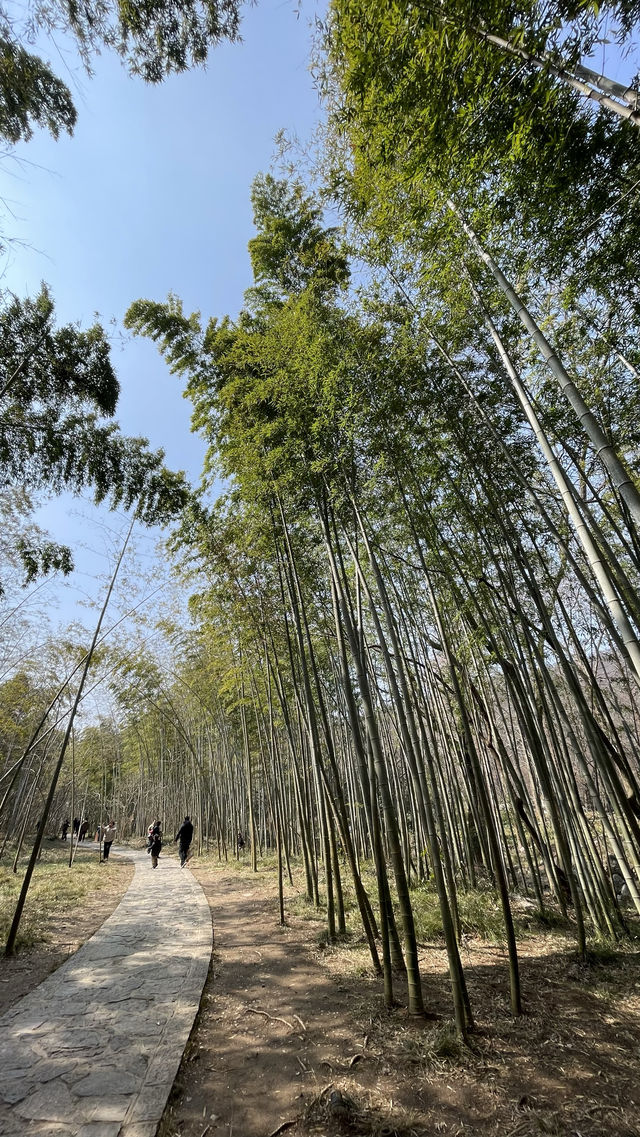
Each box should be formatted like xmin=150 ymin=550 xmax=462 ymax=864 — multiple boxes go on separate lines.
xmin=412 ymin=882 xmax=510 ymax=942
xmin=127 ymin=177 xmax=357 ymax=507
xmin=15 ymin=536 xmax=73 ymax=583
xmin=248 ymin=174 xmax=350 ymax=303
xmin=0 ymin=34 xmax=76 ymax=143
xmin=0 ymin=286 xmax=190 ymax=590
xmin=57 ymin=0 xmax=243 ymax=82
xmin=325 ymin=0 xmax=640 ymax=310
xmin=0 ymin=670 xmax=55 ymax=757
xmin=0 ymin=487 xmax=72 ymax=595
xmin=0 ymin=285 xmax=118 ymax=413
xmin=0 ymin=0 xmax=244 ymax=144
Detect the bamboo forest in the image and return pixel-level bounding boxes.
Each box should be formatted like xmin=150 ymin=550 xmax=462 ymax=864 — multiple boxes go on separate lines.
xmin=2 ymin=2 xmax=640 ymax=1135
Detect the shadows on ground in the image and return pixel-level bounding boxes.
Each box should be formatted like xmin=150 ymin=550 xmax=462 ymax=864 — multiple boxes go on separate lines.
xmin=160 ymin=871 xmax=640 ymax=1137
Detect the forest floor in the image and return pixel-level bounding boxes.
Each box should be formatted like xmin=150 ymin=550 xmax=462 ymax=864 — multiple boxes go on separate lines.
xmin=1 ymin=845 xmax=640 ymax=1137
xmin=161 ymin=858 xmax=640 ymax=1137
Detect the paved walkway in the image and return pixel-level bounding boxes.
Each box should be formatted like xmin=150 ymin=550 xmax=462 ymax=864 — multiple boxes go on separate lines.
xmin=0 ymin=845 xmax=213 ymax=1137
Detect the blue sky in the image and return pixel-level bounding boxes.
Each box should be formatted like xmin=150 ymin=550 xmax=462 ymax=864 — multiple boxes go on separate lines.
xmin=1 ymin=5 xmax=638 ymax=641
xmin=0 ymin=0 xmax=325 ymax=631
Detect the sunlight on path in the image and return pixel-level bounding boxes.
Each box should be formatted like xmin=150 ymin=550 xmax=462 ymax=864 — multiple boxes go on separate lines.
xmin=0 ymin=846 xmax=212 ymax=1137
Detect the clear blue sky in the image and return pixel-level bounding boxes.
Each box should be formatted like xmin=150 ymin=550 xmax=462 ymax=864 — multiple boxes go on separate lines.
xmin=0 ymin=0 xmax=325 ymax=629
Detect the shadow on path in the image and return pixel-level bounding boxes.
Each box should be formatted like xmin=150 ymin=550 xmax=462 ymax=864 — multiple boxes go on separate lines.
xmin=0 ymin=846 xmax=212 ymax=1137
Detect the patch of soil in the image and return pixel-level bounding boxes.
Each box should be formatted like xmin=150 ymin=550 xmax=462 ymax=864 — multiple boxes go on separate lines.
xmin=161 ymin=862 xmax=640 ymax=1137
xmin=0 ymin=846 xmax=134 ymax=1017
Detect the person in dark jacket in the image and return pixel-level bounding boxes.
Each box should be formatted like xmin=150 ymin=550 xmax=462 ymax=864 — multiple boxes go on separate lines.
xmin=174 ymin=816 xmax=194 ymax=867
xmin=147 ymin=820 xmax=162 ymax=868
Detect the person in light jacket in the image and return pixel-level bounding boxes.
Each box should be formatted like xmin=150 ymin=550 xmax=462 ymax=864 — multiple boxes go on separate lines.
xmin=101 ymin=820 xmax=116 ymax=861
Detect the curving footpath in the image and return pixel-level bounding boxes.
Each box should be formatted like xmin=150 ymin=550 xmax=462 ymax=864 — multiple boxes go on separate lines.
xmin=0 ymin=846 xmax=213 ymax=1137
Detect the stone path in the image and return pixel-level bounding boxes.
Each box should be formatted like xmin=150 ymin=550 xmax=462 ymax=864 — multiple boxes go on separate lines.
xmin=0 ymin=845 xmax=213 ymax=1137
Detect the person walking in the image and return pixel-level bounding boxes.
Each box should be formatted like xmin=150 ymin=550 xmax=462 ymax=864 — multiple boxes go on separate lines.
xmin=101 ymin=819 xmax=116 ymax=861
xmin=147 ymin=820 xmax=162 ymax=868
xmin=174 ymin=815 xmax=194 ymax=867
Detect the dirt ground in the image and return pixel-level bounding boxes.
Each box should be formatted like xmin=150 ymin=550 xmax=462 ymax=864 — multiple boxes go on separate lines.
xmin=2 ymin=851 xmax=640 ymax=1137
xmin=161 ymin=862 xmax=640 ymax=1137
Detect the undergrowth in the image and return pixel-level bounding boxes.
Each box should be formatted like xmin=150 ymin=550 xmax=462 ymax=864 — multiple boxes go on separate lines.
xmin=411 ymin=882 xmax=575 ymax=943
xmin=202 ymin=852 xmax=576 ymax=946
xmin=412 ymin=883 xmax=506 ymax=942
xmin=390 ymin=1019 xmax=465 ymax=1070
xmin=0 ymin=841 xmax=112 ymax=950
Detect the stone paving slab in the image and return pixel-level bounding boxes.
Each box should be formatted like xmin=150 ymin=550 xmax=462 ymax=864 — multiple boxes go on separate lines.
xmin=0 ymin=847 xmax=213 ymax=1137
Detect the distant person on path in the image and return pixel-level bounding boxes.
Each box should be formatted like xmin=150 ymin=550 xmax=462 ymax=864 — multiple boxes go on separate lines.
xmin=72 ymin=817 xmax=80 ymax=837
xmin=79 ymin=819 xmax=89 ymax=841
xmin=237 ymin=831 xmax=245 ymax=855
xmin=147 ymin=820 xmax=162 ymax=868
xmin=174 ymin=816 xmax=194 ymax=867
xmin=61 ymin=819 xmax=69 ymax=841
xmin=101 ymin=819 xmax=116 ymax=861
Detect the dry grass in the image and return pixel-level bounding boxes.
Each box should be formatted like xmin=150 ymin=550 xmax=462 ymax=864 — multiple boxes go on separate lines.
xmin=300 ymin=1085 xmax=427 ymax=1137
xmin=0 ymin=838 xmax=129 ymax=951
